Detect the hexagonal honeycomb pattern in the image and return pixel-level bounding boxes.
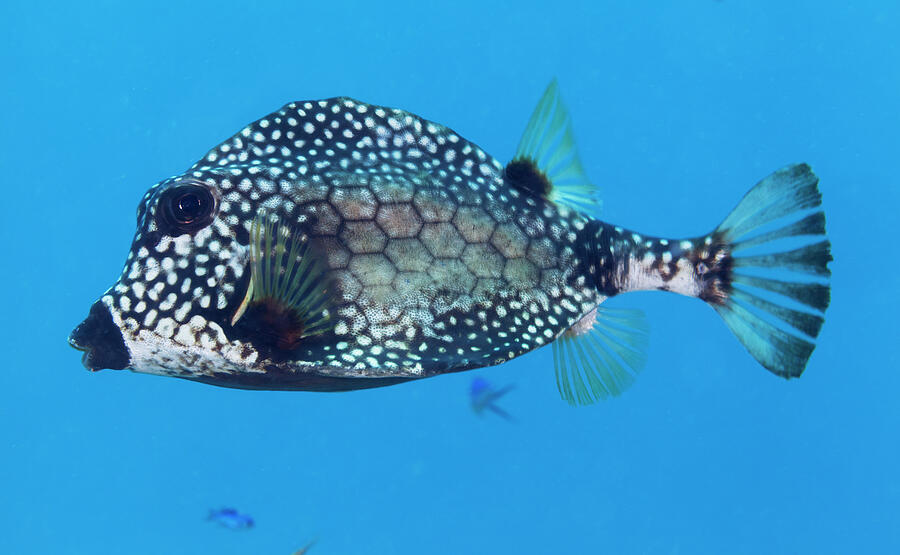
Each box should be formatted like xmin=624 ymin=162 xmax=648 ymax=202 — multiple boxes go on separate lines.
xmin=413 ymin=188 xmax=454 ymax=222
xmin=453 ymin=206 xmax=494 ymax=243
xmin=503 ymin=258 xmax=540 ymax=288
xmin=385 ymin=238 xmax=433 ymax=273
xmin=491 ymin=223 xmax=527 ymax=258
xmin=279 ymin=157 xmax=592 ymax=375
xmin=428 ymin=259 xmax=476 ymax=294
xmin=462 ymin=243 xmax=503 ymax=278
xmin=341 ymin=221 xmax=387 ymax=254
xmin=420 ymin=222 xmax=465 ymax=258
xmin=377 ymin=204 xmax=423 ymax=238
xmin=349 ymin=254 xmax=396 ymax=287
xmin=330 ymin=187 xmax=377 ymax=220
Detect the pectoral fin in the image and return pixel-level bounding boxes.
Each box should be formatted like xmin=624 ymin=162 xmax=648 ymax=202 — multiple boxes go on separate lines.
xmin=230 ymin=211 xmax=334 ymax=356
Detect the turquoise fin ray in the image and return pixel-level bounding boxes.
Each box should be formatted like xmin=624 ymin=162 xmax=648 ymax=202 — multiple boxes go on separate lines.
xmin=552 ymin=307 xmax=649 ymax=406
xmin=731 ymin=274 xmax=830 ymax=312
xmin=717 ymin=163 xmax=821 ymax=241
xmin=714 ymin=300 xmax=815 ymax=378
xmin=507 ymin=79 xmax=600 ymax=214
xmin=730 ymin=287 xmax=824 ymax=338
xmin=731 ymin=212 xmax=826 ymax=252
xmin=733 ymin=240 xmax=832 ymax=278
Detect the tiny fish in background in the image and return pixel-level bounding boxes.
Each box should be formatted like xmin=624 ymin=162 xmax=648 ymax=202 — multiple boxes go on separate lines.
xmin=207 ymin=508 xmax=254 ymax=530
xmin=291 ymin=541 xmax=316 ymax=555
xmin=69 ymin=80 xmax=831 ymax=405
xmin=470 ymin=377 xmax=515 ymax=420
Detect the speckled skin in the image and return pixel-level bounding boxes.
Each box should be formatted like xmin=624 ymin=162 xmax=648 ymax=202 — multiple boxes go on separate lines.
xmin=77 ymin=97 xmax=706 ymax=390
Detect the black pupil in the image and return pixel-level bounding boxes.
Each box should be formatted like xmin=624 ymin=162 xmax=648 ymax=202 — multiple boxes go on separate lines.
xmin=174 ymin=193 xmax=203 ymax=222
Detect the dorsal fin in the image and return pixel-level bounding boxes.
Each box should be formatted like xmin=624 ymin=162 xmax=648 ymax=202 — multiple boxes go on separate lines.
xmin=506 ymin=80 xmax=600 ymax=214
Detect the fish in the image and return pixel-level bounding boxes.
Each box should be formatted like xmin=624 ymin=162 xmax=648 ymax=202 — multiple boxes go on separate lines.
xmin=207 ymin=508 xmax=254 ymax=529
xmin=68 ymin=80 xmax=832 ymax=404
xmin=469 ymin=377 xmax=515 ymax=420
xmin=291 ymin=541 xmax=316 ymax=555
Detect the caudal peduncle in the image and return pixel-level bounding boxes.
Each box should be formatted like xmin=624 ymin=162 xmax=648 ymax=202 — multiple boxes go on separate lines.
xmin=582 ymin=221 xmax=731 ymax=302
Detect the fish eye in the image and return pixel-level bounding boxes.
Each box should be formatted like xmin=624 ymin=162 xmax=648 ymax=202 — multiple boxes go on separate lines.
xmin=159 ymin=183 xmax=216 ymax=234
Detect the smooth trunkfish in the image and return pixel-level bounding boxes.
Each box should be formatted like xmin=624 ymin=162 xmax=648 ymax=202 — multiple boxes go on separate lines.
xmin=69 ymin=81 xmax=832 ymax=404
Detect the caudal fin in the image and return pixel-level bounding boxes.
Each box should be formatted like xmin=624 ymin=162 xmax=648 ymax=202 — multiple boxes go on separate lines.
xmin=707 ymin=164 xmax=831 ymax=378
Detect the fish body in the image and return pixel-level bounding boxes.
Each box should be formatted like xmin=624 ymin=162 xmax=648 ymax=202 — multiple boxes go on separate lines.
xmin=207 ymin=508 xmax=254 ymax=529
xmin=70 ymin=82 xmax=832 ymax=404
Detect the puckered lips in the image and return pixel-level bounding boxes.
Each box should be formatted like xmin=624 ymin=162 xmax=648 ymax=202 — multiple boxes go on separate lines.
xmin=69 ymin=300 xmax=130 ymax=371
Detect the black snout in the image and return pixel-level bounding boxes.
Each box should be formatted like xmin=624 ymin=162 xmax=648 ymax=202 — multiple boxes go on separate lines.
xmin=69 ymin=301 xmax=130 ymax=371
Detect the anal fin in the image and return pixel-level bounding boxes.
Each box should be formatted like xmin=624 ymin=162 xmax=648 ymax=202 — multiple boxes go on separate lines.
xmin=551 ymin=306 xmax=649 ymax=405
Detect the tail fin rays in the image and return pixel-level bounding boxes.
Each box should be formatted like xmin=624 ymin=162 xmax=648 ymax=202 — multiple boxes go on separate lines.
xmin=714 ymin=301 xmax=816 ymax=378
xmin=732 ymin=212 xmax=826 ymax=251
xmin=733 ymin=240 xmax=832 ymax=278
xmin=711 ymin=163 xmax=831 ymax=378
xmin=718 ymin=164 xmax=822 ymax=240
xmin=731 ymin=274 xmax=830 ymax=312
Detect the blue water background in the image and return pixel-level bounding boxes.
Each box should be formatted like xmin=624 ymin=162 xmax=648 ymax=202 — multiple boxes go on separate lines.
xmin=1 ymin=1 xmax=897 ymax=553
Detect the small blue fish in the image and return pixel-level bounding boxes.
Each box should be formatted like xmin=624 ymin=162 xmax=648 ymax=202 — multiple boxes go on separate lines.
xmin=291 ymin=541 xmax=316 ymax=555
xmin=470 ymin=377 xmax=515 ymax=420
xmin=207 ymin=508 xmax=254 ymax=530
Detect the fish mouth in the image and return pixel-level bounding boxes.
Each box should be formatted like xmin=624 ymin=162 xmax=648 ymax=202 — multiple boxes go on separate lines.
xmin=69 ymin=300 xmax=131 ymax=371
